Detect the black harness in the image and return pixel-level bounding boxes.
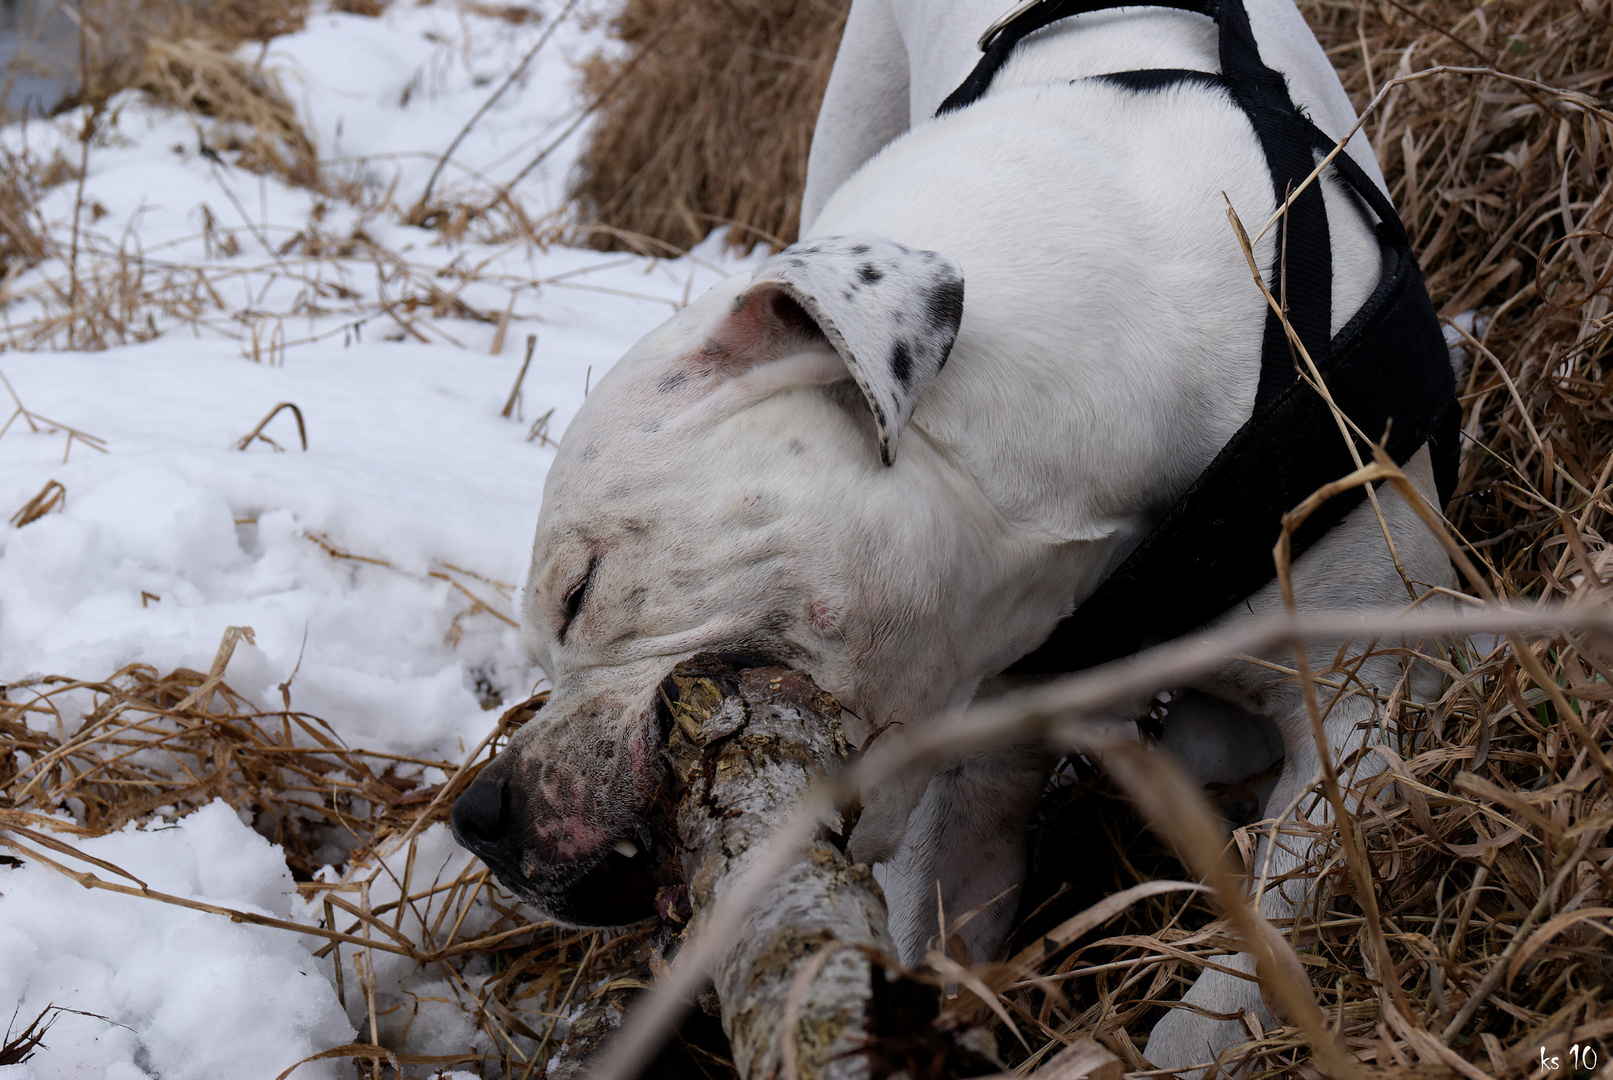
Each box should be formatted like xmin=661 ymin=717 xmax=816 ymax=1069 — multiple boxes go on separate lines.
xmin=937 ymin=0 xmax=1461 ymax=674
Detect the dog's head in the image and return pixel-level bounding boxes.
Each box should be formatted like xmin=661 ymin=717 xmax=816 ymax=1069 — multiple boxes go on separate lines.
xmin=451 ymin=234 xmax=1064 ymax=924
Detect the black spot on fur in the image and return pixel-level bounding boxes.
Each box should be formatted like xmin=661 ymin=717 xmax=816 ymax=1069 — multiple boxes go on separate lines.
xmin=788 ymin=257 xmax=806 ymax=269
xmin=658 ymin=373 xmax=689 ymax=394
xmin=858 ymin=263 xmax=883 ymax=284
xmin=850 ymin=243 xmax=871 ymax=255
xmin=890 ymin=341 xmax=913 ymax=387
xmin=927 ymin=276 xmax=965 ymax=340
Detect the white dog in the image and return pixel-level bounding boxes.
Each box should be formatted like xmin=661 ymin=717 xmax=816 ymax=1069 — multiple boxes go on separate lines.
xmin=452 ymin=0 xmax=1455 ymax=1071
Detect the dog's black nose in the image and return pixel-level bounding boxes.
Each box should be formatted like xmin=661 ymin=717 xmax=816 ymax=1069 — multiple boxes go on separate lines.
xmin=451 ymin=775 xmax=514 ymax=859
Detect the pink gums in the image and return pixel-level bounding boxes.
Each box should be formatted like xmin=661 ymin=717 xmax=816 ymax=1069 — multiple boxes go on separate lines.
xmin=532 ymin=818 xmax=608 ymax=859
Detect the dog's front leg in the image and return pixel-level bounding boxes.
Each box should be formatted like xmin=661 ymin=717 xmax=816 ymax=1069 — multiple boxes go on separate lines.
xmin=1147 ymin=450 xmax=1450 ymax=1075
xmin=876 ymin=741 xmax=1054 ymax=968
xmin=1143 ymin=683 xmax=1368 ymax=1074
xmin=1146 ymin=651 xmax=1440 ymax=1076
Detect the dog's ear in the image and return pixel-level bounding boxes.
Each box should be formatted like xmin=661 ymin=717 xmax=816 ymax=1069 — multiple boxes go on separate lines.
xmin=748 ymin=234 xmax=964 ymax=467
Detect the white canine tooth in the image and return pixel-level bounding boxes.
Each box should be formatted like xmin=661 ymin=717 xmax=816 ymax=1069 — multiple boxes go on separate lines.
xmin=613 ymin=839 xmax=639 ymax=859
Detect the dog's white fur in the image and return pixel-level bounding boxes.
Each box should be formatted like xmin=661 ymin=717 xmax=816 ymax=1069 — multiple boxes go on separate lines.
xmin=791 ymin=0 xmax=1448 ymax=1069
xmin=506 ymin=1 xmax=1451 ymax=1072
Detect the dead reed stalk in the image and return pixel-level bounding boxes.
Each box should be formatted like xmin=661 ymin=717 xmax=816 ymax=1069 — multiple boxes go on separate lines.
xmin=567 ymin=0 xmax=851 ymax=254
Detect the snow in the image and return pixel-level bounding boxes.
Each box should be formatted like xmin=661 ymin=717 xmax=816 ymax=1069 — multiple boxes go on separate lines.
xmin=0 ymin=1 xmax=762 ymax=1075
xmin=0 ymin=803 xmax=353 ymax=1080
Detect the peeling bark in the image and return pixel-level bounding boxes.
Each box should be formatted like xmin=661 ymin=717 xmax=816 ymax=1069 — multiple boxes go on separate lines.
xmin=658 ymin=654 xmax=997 ymax=1080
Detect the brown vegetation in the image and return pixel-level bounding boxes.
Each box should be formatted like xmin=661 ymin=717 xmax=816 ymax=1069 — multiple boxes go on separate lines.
xmin=567 ymin=0 xmax=850 ymax=254
xmin=1 ymin=0 xmax=322 ymax=185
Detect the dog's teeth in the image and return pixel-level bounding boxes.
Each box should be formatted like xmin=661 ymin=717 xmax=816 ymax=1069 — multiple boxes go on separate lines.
xmin=613 ymin=839 xmax=639 ymax=859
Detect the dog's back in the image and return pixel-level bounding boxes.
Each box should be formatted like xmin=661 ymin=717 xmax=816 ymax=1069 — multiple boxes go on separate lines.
xmin=803 ymin=0 xmax=1385 ymax=230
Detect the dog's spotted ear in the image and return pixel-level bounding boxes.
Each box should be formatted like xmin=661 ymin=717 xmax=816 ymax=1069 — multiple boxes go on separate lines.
xmin=750 ymin=234 xmax=964 ymax=467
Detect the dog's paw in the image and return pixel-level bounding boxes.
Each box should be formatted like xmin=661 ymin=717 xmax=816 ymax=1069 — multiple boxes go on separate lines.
xmin=1144 ymin=1009 xmax=1249 ymax=1078
xmin=1143 ymin=956 xmax=1269 ymax=1078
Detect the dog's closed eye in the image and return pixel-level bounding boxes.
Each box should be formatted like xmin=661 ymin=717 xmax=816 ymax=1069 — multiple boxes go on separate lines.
xmin=559 ymin=556 xmax=597 ymax=642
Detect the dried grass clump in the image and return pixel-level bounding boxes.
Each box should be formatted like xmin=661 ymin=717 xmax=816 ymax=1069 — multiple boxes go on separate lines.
xmin=567 ymin=0 xmax=851 ymax=255
xmin=0 ymin=630 xmax=424 ymax=873
xmin=0 ymin=149 xmax=52 ymax=277
xmin=133 ymin=36 xmax=320 ymax=189
xmin=45 ymin=0 xmax=314 ymax=113
xmin=0 ymin=0 xmax=323 ymax=186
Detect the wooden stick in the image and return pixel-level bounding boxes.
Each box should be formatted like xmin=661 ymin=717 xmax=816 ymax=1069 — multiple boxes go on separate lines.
xmin=659 ymin=654 xmax=995 ymax=1080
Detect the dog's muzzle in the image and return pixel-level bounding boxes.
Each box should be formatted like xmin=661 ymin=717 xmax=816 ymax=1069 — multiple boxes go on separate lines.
xmin=451 ymin=771 xmax=662 ymax=926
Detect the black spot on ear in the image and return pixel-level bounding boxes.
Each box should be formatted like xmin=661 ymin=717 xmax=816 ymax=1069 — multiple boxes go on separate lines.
xmin=849 ymin=243 xmax=870 ymax=255
xmin=730 ymin=290 xmax=750 ymax=315
xmin=890 ymin=341 xmax=913 ymax=387
xmin=927 ymin=278 xmax=965 ymax=369
xmin=701 ymin=338 xmax=728 ymax=356
xmin=788 ymin=257 xmax=806 ymax=268
xmin=658 ymin=373 xmax=689 ymax=393
xmin=858 ymin=263 xmax=883 ymax=284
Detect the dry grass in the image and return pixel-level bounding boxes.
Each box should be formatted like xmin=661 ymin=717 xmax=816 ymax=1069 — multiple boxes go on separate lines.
xmin=0 ymin=147 xmax=53 ymax=278
xmin=2 ymin=0 xmax=322 ymax=197
xmin=1313 ymin=0 xmax=1613 ymax=590
xmin=566 ymin=0 xmax=851 ymax=254
xmin=0 ymin=639 xmax=734 ymax=1077
xmin=56 ymin=0 xmax=315 ymax=111
xmin=984 ymin=605 xmax=1613 ymax=1077
xmin=132 ymin=35 xmax=321 ymax=189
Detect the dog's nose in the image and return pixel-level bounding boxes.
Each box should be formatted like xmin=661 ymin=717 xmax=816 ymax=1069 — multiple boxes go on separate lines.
xmin=451 ymin=775 xmax=516 ymax=860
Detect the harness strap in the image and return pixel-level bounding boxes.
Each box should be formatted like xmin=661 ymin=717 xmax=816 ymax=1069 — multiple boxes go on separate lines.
xmin=932 ymin=0 xmax=1458 ymax=675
